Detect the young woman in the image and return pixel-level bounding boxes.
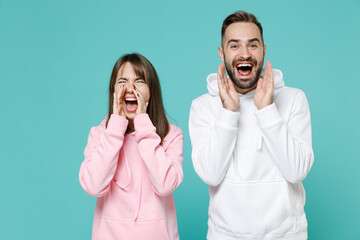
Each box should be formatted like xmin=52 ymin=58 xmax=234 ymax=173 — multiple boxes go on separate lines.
xmin=79 ymin=53 xmax=184 ymax=240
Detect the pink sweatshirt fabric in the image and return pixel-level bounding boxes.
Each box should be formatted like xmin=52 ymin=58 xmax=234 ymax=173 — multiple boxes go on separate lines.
xmin=79 ymin=113 xmax=184 ymax=240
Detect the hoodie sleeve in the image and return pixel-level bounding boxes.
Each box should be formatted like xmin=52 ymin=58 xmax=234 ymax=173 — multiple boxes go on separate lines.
xmin=189 ymin=99 xmax=239 ymax=186
xmin=134 ymin=114 xmax=184 ymax=197
xmin=255 ymin=91 xmax=314 ymax=183
xmin=79 ymin=114 xmax=128 ymax=197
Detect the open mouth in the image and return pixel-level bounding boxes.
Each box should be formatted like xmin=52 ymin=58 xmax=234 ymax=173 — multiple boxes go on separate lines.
xmin=236 ymin=63 xmax=254 ymax=77
xmin=124 ymin=97 xmax=138 ymax=112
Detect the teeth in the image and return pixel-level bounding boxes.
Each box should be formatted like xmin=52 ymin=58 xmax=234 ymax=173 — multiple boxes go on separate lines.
xmin=237 ymin=63 xmax=252 ymax=68
xmin=125 ymin=98 xmax=137 ymax=101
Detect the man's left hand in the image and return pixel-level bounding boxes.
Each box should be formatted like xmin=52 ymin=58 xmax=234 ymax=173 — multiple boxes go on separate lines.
xmin=254 ymin=60 xmax=274 ymax=110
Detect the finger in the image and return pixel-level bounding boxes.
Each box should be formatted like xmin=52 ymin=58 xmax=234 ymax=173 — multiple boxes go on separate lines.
xmin=264 ymin=61 xmax=272 ymax=79
xmin=119 ymin=86 xmax=127 ymax=114
xmin=118 ymin=85 xmax=126 ymax=103
xmin=132 ymin=87 xmax=145 ymax=105
xmin=217 ymin=64 xmax=225 ymax=91
xmin=265 ymin=61 xmax=274 ymax=90
xmin=113 ymin=92 xmax=117 ymax=112
xmin=115 ymin=89 xmax=120 ymax=105
xmin=132 ymin=86 xmax=140 ymax=99
xmin=256 ymin=78 xmax=263 ymax=91
xmin=221 ymin=64 xmax=228 ymax=90
xmin=132 ymin=87 xmax=146 ymax=113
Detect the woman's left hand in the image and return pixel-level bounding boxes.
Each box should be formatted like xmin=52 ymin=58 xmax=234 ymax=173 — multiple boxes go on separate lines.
xmin=133 ymin=86 xmax=148 ymax=115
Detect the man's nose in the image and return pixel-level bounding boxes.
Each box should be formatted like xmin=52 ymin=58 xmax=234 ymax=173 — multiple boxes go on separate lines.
xmin=238 ymin=47 xmax=250 ymax=59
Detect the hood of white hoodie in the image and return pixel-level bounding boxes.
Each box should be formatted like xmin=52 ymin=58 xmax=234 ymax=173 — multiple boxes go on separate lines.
xmin=207 ymin=68 xmax=284 ymax=97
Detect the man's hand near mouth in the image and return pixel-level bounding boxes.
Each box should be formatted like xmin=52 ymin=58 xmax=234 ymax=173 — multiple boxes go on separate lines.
xmin=254 ymin=60 xmax=274 ymax=110
xmin=217 ymin=63 xmax=240 ymax=112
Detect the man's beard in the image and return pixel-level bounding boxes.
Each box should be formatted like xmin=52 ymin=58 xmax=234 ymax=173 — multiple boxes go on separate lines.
xmin=225 ymin=55 xmax=264 ymax=90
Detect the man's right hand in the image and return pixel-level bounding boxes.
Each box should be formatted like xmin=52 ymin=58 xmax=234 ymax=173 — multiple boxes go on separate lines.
xmin=217 ymin=63 xmax=240 ymax=112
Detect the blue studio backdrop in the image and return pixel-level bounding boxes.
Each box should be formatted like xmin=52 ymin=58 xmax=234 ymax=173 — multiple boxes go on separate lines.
xmin=0 ymin=0 xmax=359 ymax=239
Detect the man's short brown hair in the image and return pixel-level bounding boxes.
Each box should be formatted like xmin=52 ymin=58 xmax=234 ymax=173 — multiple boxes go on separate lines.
xmin=221 ymin=11 xmax=264 ymax=46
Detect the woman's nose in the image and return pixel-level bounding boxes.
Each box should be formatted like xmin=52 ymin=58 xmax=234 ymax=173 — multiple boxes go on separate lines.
xmin=124 ymin=82 xmax=134 ymax=92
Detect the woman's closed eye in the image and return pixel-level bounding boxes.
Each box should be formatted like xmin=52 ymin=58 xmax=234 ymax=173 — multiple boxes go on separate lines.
xmin=135 ymin=79 xmax=146 ymax=84
xmin=118 ymin=78 xmax=127 ymax=84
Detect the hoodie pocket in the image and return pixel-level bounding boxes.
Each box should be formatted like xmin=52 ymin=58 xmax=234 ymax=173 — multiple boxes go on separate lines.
xmin=210 ymin=180 xmax=294 ymax=235
xmin=95 ymin=217 xmax=169 ymax=240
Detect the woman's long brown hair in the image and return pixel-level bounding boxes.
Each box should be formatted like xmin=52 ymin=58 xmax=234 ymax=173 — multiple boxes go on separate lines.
xmin=106 ymin=53 xmax=169 ymax=143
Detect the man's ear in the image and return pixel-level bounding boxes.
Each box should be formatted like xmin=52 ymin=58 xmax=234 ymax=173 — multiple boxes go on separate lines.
xmin=263 ymin=44 xmax=266 ymax=58
xmin=218 ymin=46 xmax=224 ymax=62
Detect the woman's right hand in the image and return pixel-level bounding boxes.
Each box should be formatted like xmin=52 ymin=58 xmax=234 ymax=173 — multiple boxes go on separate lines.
xmin=113 ymin=85 xmax=126 ymax=118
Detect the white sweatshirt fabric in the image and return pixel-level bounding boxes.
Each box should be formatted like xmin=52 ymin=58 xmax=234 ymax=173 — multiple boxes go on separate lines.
xmin=189 ymin=69 xmax=314 ymax=240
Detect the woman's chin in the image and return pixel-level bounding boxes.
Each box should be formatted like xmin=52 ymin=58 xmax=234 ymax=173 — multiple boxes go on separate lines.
xmin=125 ymin=112 xmax=137 ymax=120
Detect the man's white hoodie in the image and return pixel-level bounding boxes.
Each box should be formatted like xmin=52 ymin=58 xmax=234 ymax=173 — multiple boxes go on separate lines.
xmin=189 ymin=69 xmax=314 ymax=240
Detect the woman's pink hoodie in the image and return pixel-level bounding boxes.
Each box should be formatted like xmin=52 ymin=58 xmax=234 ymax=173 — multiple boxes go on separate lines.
xmin=79 ymin=113 xmax=184 ymax=240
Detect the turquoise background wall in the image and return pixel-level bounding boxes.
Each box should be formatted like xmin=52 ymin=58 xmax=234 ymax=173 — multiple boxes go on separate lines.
xmin=1 ymin=0 xmax=359 ymax=239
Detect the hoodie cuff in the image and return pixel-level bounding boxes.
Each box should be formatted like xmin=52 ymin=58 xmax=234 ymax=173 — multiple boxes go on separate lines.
xmin=217 ymin=107 xmax=240 ymax=129
xmin=107 ymin=114 xmax=128 ymax=135
xmin=134 ymin=114 xmax=157 ymax=142
xmin=255 ymin=103 xmax=283 ymax=129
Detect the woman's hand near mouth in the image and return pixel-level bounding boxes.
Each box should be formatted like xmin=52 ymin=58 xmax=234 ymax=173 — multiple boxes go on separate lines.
xmin=133 ymin=86 xmax=148 ymax=115
xmin=113 ymin=85 xmax=127 ymax=118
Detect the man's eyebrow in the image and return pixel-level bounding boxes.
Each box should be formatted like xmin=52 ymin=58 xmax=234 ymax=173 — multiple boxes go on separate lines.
xmin=226 ymin=38 xmax=261 ymax=46
xmin=249 ymin=38 xmax=261 ymax=44
xmin=226 ymin=39 xmax=240 ymax=46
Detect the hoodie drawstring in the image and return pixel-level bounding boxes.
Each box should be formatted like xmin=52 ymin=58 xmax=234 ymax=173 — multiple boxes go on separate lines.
xmin=134 ymin=160 xmax=143 ymax=221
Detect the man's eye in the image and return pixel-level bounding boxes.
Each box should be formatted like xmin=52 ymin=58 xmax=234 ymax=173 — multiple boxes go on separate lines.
xmin=231 ymin=45 xmax=238 ymax=49
xmin=250 ymin=44 xmax=258 ymax=48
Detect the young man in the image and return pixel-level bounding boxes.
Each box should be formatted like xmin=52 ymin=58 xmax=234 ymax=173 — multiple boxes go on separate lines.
xmin=189 ymin=11 xmax=314 ymax=240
